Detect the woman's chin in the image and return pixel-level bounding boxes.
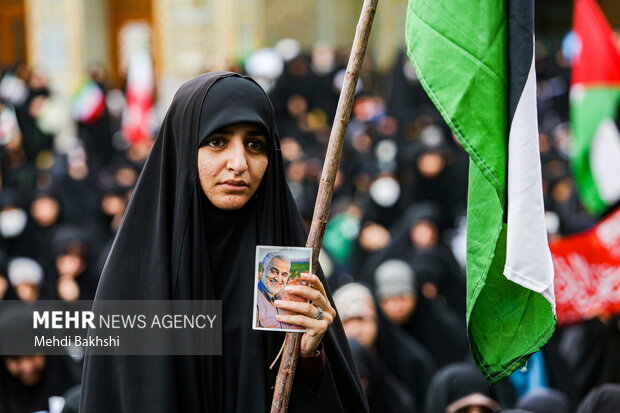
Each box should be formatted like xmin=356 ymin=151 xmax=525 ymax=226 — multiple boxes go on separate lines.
xmin=210 ymin=194 xmax=252 ymax=210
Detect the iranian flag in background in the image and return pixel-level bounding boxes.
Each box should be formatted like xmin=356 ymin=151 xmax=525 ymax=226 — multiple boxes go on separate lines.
xmin=406 ymin=0 xmax=555 ymax=382
xmin=71 ymin=80 xmax=106 ymax=124
xmin=571 ymin=0 xmax=620 ymax=216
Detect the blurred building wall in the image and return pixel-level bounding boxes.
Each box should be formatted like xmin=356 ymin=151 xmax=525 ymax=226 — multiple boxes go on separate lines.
xmin=153 ymin=0 xmax=266 ymax=110
xmin=19 ymin=0 xmax=410 ymax=99
xmin=26 ymin=0 xmax=84 ymax=95
xmin=15 ymin=0 xmax=620 ymax=108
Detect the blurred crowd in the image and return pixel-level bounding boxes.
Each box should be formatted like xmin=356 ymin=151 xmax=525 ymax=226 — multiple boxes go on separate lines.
xmin=0 ymin=38 xmax=619 ymax=413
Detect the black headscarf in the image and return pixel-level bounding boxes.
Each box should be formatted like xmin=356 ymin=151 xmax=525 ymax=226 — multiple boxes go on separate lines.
xmin=79 ymin=72 xmax=368 ymax=412
xmin=424 ymin=362 xmax=499 ymax=413
xmin=576 ymin=384 xmax=620 ymax=413
xmin=516 ymin=388 xmax=570 ymax=413
xmin=557 ymin=317 xmax=620 ymax=397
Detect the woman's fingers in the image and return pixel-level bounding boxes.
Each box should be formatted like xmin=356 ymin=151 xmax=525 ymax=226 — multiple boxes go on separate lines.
xmin=275 ymin=313 xmax=327 ymax=358
xmin=298 ymin=272 xmax=337 ymax=318
xmin=276 ymin=272 xmax=336 ymax=357
xmin=274 ymin=299 xmax=335 ymax=323
xmin=282 ymin=282 xmax=336 ymax=320
xmin=275 ymin=313 xmax=329 ymax=331
xmin=299 ymin=273 xmax=326 ymax=296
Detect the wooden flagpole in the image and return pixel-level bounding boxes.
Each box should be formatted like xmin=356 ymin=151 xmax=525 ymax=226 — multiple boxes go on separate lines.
xmin=270 ymin=0 xmax=379 ymax=411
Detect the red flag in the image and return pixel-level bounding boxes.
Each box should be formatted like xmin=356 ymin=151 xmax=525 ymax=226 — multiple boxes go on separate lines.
xmin=552 ymin=207 xmax=620 ymax=324
xmin=572 ymin=0 xmax=620 ymax=87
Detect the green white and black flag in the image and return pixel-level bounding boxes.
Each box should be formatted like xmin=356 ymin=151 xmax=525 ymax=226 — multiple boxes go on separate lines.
xmin=406 ymin=0 xmax=555 ymax=382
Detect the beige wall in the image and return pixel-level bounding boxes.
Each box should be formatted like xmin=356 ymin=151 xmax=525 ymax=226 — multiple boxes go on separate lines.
xmin=265 ymin=0 xmax=317 ymax=49
xmin=25 ymin=0 xmax=410 ymax=106
xmin=151 ymin=0 xmax=410 ymax=108
xmin=152 ymin=0 xmax=267 ymax=109
xmin=25 ymin=0 xmax=620 ymax=98
xmin=262 ymin=0 xmax=407 ymax=71
xmin=371 ymin=0 xmax=407 ymax=71
xmin=26 ymin=0 xmax=108 ymax=95
xmin=83 ymin=0 xmax=109 ymax=71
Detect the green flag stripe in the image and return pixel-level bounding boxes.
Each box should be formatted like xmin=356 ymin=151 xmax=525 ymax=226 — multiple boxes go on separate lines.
xmin=570 ymin=87 xmax=620 ymax=215
xmin=405 ymin=2 xmax=507 ymax=204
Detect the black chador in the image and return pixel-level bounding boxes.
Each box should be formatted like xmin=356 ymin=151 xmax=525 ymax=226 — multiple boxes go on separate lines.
xmin=79 ymin=72 xmax=369 ymax=412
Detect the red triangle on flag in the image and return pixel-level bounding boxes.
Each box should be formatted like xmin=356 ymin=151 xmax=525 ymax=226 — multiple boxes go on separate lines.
xmin=572 ymin=0 xmax=620 ymax=87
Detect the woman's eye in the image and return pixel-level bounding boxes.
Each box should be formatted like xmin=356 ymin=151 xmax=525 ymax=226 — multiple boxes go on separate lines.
xmin=247 ymin=139 xmax=265 ymax=152
xmin=206 ymin=137 xmax=225 ymax=148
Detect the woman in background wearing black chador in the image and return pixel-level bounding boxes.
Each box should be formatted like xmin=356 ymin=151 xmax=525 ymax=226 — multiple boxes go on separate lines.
xmin=79 ymin=72 xmax=369 ymax=412
xmin=0 ymin=306 xmax=80 ymax=413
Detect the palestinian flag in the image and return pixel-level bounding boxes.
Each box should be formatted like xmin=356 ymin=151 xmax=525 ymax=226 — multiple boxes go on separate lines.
xmin=571 ymin=0 xmax=620 ymax=216
xmin=406 ymin=0 xmax=555 ymax=381
xmin=71 ymin=80 xmax=106 ymax=124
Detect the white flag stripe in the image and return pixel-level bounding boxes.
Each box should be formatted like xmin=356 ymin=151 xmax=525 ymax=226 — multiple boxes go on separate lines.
xmin=504 ymin=45 xmax=555 ymax=309
xmin=591 ymin=118 xmax=620 ymax=204
xmin=127 ymin=51 xmax=153 ymax=93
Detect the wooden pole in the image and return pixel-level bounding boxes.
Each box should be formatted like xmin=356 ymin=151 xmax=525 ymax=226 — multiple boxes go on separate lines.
xmin=270 ymin=0 xmax=379 ymax=411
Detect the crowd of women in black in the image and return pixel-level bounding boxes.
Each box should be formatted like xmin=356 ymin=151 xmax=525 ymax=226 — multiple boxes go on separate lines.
xmin=0 ymin=40 xmax=619 ymax=412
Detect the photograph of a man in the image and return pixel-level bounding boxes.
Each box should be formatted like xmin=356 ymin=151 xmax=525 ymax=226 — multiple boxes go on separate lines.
xmin=254 ymin=247 xmax=311 ymax=331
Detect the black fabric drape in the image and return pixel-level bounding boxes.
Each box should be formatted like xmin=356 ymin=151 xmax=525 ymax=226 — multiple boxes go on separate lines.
xmin=348 ymin=339 xmax=417 ymax=413
xmin=401 ymin=293 xmax=468 ymax=369
xmin=79 ymin=72 xmax=368 ymax=413
xmin=375 ymin=306 xmax=436 ymax=410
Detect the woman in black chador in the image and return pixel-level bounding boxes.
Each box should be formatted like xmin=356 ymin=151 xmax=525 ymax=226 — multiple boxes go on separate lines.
xmin=79 ymin=72 xmax=369 ymax=412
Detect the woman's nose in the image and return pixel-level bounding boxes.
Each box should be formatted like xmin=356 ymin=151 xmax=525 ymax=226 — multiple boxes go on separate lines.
xmin=226 ymin=140 xmax=249 ymax=174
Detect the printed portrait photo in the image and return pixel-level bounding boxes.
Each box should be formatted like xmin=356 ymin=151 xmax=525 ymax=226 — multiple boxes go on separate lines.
xmin=253 ymin=246 xmax=312 ymax=332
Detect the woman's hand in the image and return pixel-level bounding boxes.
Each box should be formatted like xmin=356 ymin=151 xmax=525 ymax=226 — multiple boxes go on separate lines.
xmin=273 ymin=273 xmax=336 ymax=358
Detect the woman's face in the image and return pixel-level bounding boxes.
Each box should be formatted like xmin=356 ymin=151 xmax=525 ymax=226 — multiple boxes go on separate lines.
xmin=342 ymin=317 xmax=378 ymax=349
xmin=380 ymin=293 xmax=416 ymax=325
xmin=198 ymin=122 xmax=269 ymax=210
xmin=410 ymin=219 xmax=437 ymax=249
xmin=4 ymin=355 xmax=46 ymax=386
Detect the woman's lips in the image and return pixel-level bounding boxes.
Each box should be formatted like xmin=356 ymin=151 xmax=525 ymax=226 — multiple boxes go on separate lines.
xmin=220 ymin=180 xmax=249 ymax=192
